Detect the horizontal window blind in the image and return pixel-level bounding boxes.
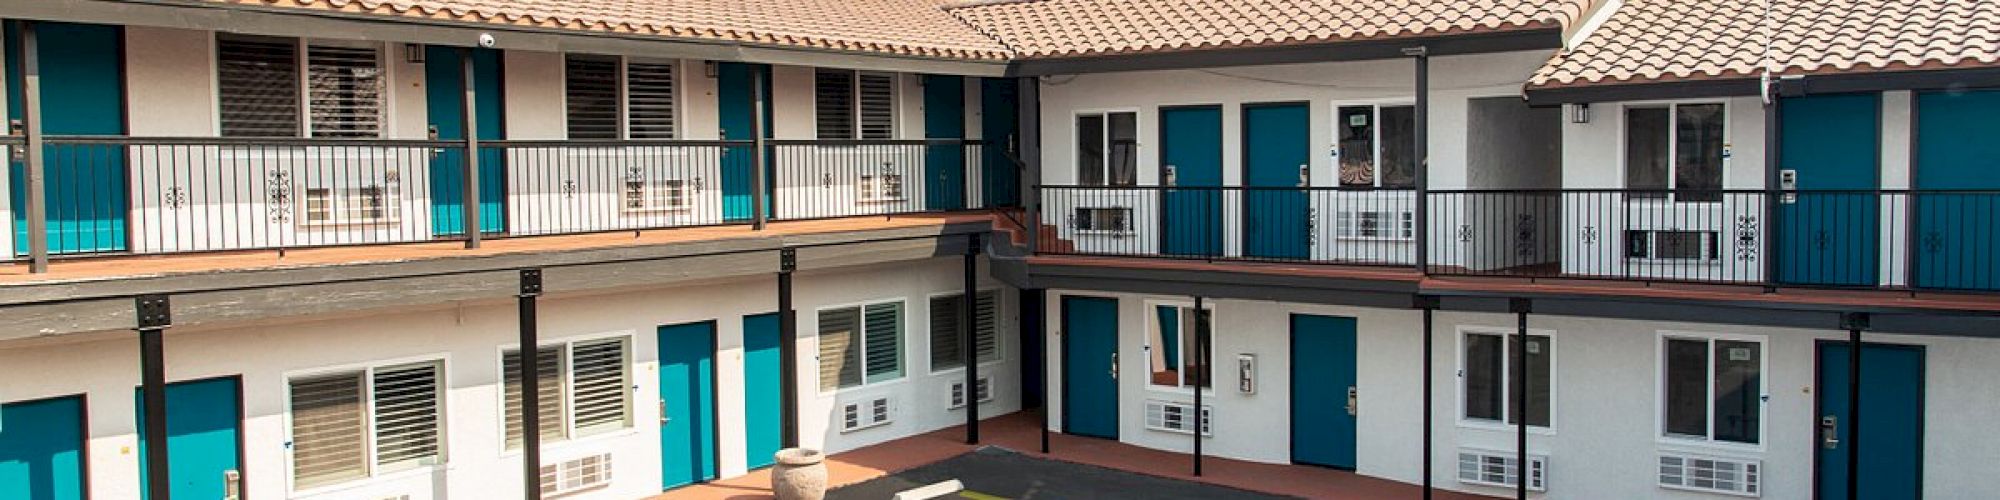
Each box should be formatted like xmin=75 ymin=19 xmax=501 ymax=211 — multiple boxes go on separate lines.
xmin=857 ymin=73 xmax=896 ymax=139
xmin=289 ymin=372 xmax=369 ymax=489
xmin=626 ymin=61 xmax=677 ymax=139
xmin=504 ymin=346 xmax=567 ymax=449
xmin=864 ymin=302 xmax=904 ymax=380
xmin=217 ymin=35 xmax=301 ymax=137
xmin=566 ymin=55 xmax=621 ymax=140
xmin=569 ymin=338 xmax=630 ymax=436
xmin=371 ymin=362 xmax=442 ymax=471
xmin=815 ymin=70 xmax=856 ymax=139
xmin=930 ymin=291 xmax=999 ymax=371
xmin=305 ymin=44 xmax=383 ymax=138
xmin=819 ymin=307 xmax=863 ymax=391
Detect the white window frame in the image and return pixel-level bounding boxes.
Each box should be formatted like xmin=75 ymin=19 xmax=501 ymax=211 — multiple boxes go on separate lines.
xmin=1072 ymin=109 xmax=1140 ymax=187
xmin=1455 ymin=326 xmax=1558 ymax=434
xmin=816 ymin=298 xmax=910 ymax=393
xmin=926 ymin=288 xmax=1007 ymax=374
xmin=1624 ymin=229 xmax=1724 ymax=263
xmin=812 ymin=69 xmax=898 ymax=140
xmin=1330 ymin=100 xmax=1416 ymax=189
xmin=1142 ymin=299 xmax=1214 ymax=394
xmin=213 ymin=34 xmax=390 ymax=139
xmin=280 ymin=353 xmax=450 ymax=496
xmin=1619 ymin=101 xmax=1730 ymax=204
xmin=622 ymin=179 xmax=691 ymax=213
xmin=301 ymin=180 xmax=403 ymax=227
xmin=561 ymin=55 xmax=684 ymax=140
xmin=1654 ymin=330 xmax=1768 ymax=452
xmin=1335 ymin=209 xmax=1416 ymax=241
xmin=496 ymin=332 xmax=637 ymax=455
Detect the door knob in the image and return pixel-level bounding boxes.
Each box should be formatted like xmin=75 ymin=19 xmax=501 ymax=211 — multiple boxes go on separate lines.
xmin=660 ymin=400 xmax=670 ymax=425
xmin=223 ymin=469 xmax=241 ymax=500
xmin=1110 ymin=352 xmax=1119 ymax=380
xmin=1820 ymin=415 xmax=1839 ymax=449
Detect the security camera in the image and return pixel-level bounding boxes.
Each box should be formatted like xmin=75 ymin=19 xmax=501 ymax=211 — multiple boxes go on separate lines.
xmin=477 ymin=33 xmax=496 ymax=48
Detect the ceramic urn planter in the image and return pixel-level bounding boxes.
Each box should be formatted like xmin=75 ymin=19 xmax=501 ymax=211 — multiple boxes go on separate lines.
xmin=772 ymin=448 xmax=828 ymax=500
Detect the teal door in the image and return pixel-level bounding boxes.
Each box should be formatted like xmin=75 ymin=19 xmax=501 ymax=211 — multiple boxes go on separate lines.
xmin=0 ymin=396 xmax=86 ymax=500
xmin=1061 ymin=295 xmax=1120 ymax=440
xmin=1160 ymin=106 xmax=1223 ymax=257
xmin=1243 ymin=103 xmax=1311 ymax=260
xmin=7 ymin=21 xmax=128 ymax=255
xmin=425 ymin=46 xmax=507 ymax=237
xmin=979 ymin=78 xmax=1020 ymax=207
xmin=719 ymin=63 xmax=773 ymax=222
xmin=742 ymin=312 xmax=783 ymax=469
xmin=137 ymin=377 xmax=244 ymax=500
xmin=1816 ymin=342 xmax=1924 ymax=500
xmin=1913 ymin=89 xmax=2000 ymax=291
xmin=1777 ymin=93 xmax=1880 ymax=286
xmin=924 ymin=75 xmax=966 ymax=210
xmin=658 ymin=321 xmax=718 ymax=489
xmin=1290 ymin=314 xmax=1357 ymax=469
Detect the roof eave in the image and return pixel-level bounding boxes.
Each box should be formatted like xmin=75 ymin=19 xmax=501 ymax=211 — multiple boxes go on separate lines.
xmin=1005 ymin=26 xmax=1564 ymax=77
xmin=1526 ymin=65 xmax=2000 ymax=105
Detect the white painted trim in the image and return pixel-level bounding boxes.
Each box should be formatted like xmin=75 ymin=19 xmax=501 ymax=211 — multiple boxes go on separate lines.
xmin=493 ymin=330 xmax=641 ymax=457
xmin=1328 ymin=98 xmax=1416 ymax=189
xmin=1140 ymin=298 xmax=1216 ymax=394
xmin=279 ymin=353 xmax=453 ymax=497
xmin=1072 ymin=108 xmax=1143 ymax=186
xmin=923 ymin=287 xmax=1008 ymax=374
xmin=812 ymin=297 xmax=913 ymax=394
xmin=1616 ymin=100 xmax=1732 ymax=202
xmin=1652 ymin=329 xmax=1770 ymax=454
xmin=1453 ymin=325 xmax=1559 ymax=435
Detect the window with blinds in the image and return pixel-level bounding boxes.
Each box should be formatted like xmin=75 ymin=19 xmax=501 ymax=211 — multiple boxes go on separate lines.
xmin=857 ymin=73 xmax=895 ymax=139
xmin=814 ymin=70 xmax=896 ymax=140
xmin=626 ymin=61 xmax=677 ymax=139
xmin=815 ymin=70 xmax=856 ymax=140
xmin=565 ymin=55 xmax=621 ymax=140
xmin=569 ymin=338 xmax=630 ymax=436
xmin=819 ymin=301 xmax=904 ymax=391
xmin=286 ymin=360 xmax=443 ymax=491
xmin=504 ymin=345 xmax=567 ymax=449
xmin=503 ymin=339 xmax=631 ymax=448
xmin=930 ymin=291 xmax=1000 ymax=372
xmin=305 ymin=44 xmax=383 ymax=138
xmin=216 ymin=34 xmax=300 ymax=137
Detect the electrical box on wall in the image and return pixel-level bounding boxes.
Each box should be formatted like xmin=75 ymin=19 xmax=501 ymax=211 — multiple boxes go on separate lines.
xmin=1237 ymin=354 xmax=1257 ymax=394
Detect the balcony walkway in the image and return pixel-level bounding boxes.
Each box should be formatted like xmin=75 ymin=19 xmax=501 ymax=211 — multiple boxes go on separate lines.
xmin=652 ymin=411 xmax=1491 ymax=500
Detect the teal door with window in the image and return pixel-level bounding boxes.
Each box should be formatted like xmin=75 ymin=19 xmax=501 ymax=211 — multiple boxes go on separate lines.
xmin=1290 ymin=314 xmax=1357 ymax=469
xmin=425 ymin=46 xmax=507 ymax=237
xmin=1816 ymin=342 xmax=1924 ymax=500
xmin=980 ymin=78 xmax=1020 ymax=207
xmin=742 ymin=312 xmax=783 ymax=469
xmin=1061 ymin=295 xmax=1120 ymax=440
xmin=7 ymin=21 xmax=128 ymax=255
xmin=924 ymin=75 xmax=966 ymax=210
xmin=1913 ymin=89 xmax=2000 ymax=291
xmin=719 ymin=62 xmax=773 ymax=222
xmin=1243 ymin=103 xmax=1311 ymax=260
xmin=1777 ymin=93 xmax=1880 ymax=286
xmin=137 ymin=377 xmax=243 ymax=500
xmin=658 ymin=321 xmax=718 ymax=489
xmin=1160 ymin=106 xmax=1223 ymax=257
xmin=0 ymin=396 xmax=86 ymax=500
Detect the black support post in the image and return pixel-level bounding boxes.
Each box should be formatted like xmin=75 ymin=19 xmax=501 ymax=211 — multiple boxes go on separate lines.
xmin=518 ymin=270 xmax=543 ymax=500
xmin=137 ymin=294 xmax=172 ymax=500
xmin=1018 ymin=76 xmax=1041 ymax=253
xmin=1842 ymin=312 xmax=1868 ymax=500
xmin=1192 ymin=296 xmax=1206 ymax=477
xmin=1510 ymin=298 xmax=1531 ymax=500
xmin=1405 ymin=46 xmax=1430 ymax=273
xmin=17 ymin=21 xmax=49 ymax=273
xmin=1029 ymin=288 xmax=1050 ymax=454
xmin=778 ymin=249 xmax=799 ymax=447
xmin=1762 ymin=84 xmax=1781 ymax=292
xmin=964 ymin=234 xmax=982 ymax=444
xmin=461 ymin=47 xmax=482 ymax=249
xmin=751 ymin=68 xmax=770 ymax=230
xmin=1417 ymin=295 xmax=1440 ymax=499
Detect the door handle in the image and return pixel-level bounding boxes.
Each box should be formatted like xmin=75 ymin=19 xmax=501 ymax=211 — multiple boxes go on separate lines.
xmin=660 ymin=400 xmax=670 ymax=425
xmin=1346 ymin=386 xmax=1358 ymax=416
xmin=223 ymin=469 xmax=241 ymax=500
xmin=1298 ymin=164 xmax=1311 ymax=187
xmin=1110 ymin=352 xmax=1119 ymax=380
xmin=1821 ymin=415 xmax=1839 ymax=449
xmin=1164 ymin=164 xmax=1177 ymax=187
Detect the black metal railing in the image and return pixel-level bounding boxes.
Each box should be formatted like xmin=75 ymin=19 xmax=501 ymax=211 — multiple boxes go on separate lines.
xmin=484 ymin=140 xmax=753 ymax=236
xmin=1037 ymin=185 xmax=1418 ymax=265
xmin=770 ymin=139 xmax=994 ymax=221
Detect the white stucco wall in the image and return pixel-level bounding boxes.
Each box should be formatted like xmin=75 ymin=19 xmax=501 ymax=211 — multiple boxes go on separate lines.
xmin=0 ymin=257 xmax=1019 ymax=500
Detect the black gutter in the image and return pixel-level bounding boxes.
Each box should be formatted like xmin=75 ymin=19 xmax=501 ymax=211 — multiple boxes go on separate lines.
xmin=1007 ymin=28 xmax=1563 ymax=77
xmin=1527 ymin=66 xmax=2000 ymax=105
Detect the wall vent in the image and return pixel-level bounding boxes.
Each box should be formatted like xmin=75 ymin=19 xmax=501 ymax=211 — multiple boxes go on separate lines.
xmin=949 ymin=377 xmax=994 ymax=409
xmin=840 ymin=396 xmax=893 ymax=432
xmin=1658 ymin=453 xmax=1760 ymax=496
xmin=1457 ymin=449 xmax=1547 ymax=492
xmin=1143 ymin=400 xmax=1211 ymax=436
xmin=539 ymin=453 xmax=613 ymax=497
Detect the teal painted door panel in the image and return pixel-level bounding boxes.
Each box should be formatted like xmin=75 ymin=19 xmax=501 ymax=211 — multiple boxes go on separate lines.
xmin=1816 ymin=343 xmax=1924 ymax=500
xmin=1061 ymin=295 xmax=1119 ymax=440
xmin=425 ymin=46 xmax=507 ymax=237
xmin=1290 ymin=314 xmax=1357 ymax=469
xmin=137 ymin=377 xmax=244 ymax=500
xmin=1160 ymin=106 xmax=1224 ymax=257
xmin=0 ymin=396 xmax=86 ymax=500
xmin=924 ymin=75 xmax=967 ymax=210
xmin=742 ymin=312 xmax=783 ymax=469
xmin=1243 ymin=104 xmax=1311 ymax=260
xmin=7 ymin=21 xmax=129 ymax=255
xmin=1913 ymin=90 xmax=2000 ymax=290
xmin=658 ymin=321 xmax=718 ymax=489
xmin=1777 ymin=93 xmax=1880 ymax=286
xmin=719 ymin=63 xmax=772 ymax=222
xmin=979 ymin=78 xmax=1020 ymax=207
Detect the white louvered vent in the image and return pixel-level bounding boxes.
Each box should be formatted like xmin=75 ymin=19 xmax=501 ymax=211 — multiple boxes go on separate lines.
xmin=305 ymin=44 xmax=383 ymax=138
xmin=626 ymin=61 xmax=677 ymax=139
xmin=1143 ymin=400 xmax=1212 ymax=436
xmin=570 ymin=338 xmax=631 ymax=436
xmin=216 ymin=34 xmax=300 ymax=137
xmin=856 ymin=73 xmax=895 ymax=140
xmin=840 ymin=396 xmax=893 ymax=432
xmin=565 ymin=55 xmax=620 ymax=140
xmin=539 ymin=453 xmax=614 ymax=497
xmin=1457 ymin=449 xmax=1547 ymax=492
xmin=948 ymin=377 xmax=994 ymax=409
xmin=1658 ymin=453 xmax=1760 ymax=496
xmin=371 ymin=361 xmax=442 ymax=472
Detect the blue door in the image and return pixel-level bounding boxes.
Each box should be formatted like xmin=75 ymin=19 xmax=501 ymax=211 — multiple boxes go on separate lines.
xmin=742 ymin=312 xmax=783 ymax=469
xmin=425 ymin=46 xmax=507 ymax=237
xmin=924 ymin=75 xmax=966 ymax=210
xmin=1243 ymin=103 xmax=1311 ymax=260
xmin=1160 ymin=106 xmax=1224 ymax=257
xmin=1290 ymin=314 xmax=1357 ymax=469
xmin=1913 ymin=89 xmax=2000 ymax=291
xmin=980 ymin=78 xmax=1020 ymax=207
xmin=0 ymin=396 xmax=86 ymax=500
xmin=1061 ymin=295 xmax=1120 ymax=440
xmin=1778 ymin=93 xmax=1880 ymax=286
xmin=1816 ymin=342 xmax=1924 ymax=500
xmin=658 ymin=321 xmax=718 ymax=489
xmin=719 ymin=63 xmax=773 ymax=222
xmin=7 ymin=21 xmax=128 ymax=255
xmin=137 ymin=377 xmax=243 ymax=500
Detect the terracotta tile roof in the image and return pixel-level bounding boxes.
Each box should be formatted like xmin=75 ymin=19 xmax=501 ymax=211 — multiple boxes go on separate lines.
xmin=943 ymin=0 xmax=1598 ymax=59
xmin=1531 ymin=0 xmax=2000 ymax=89
xmin=193 ymin=0 xmax=1015 ymax=60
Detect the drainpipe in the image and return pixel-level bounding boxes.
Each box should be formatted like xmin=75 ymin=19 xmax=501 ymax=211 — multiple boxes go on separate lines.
xmin=1032 ymin=288 xmax=1051 ymax=454
xmin=1510 ymin=298 xmax=1531 ymax=500
xmin=1405 ymin=47 xmax=1430 ymax=274
xmin=137 ymin=295 xmax=172 ymax=500
xmin=1019 ymin=77 xmax=1041 ymax=254
xmin=779 ymin=249 xmax=799 ymax=448
xmin=964 ymin=234 xmax=982 ymax=444
xmin=1192 ymin=296 xmax=1208 ymax=477
xmin=1417 ymin=295 xmax=1441 ymax=499
xmin=18 ymin=21 xmax=49 ymax=273
xmin=461 ymin=48 xmax=482 ymax=249
xmin=518 ymin=270 xmax=543 ymax=500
